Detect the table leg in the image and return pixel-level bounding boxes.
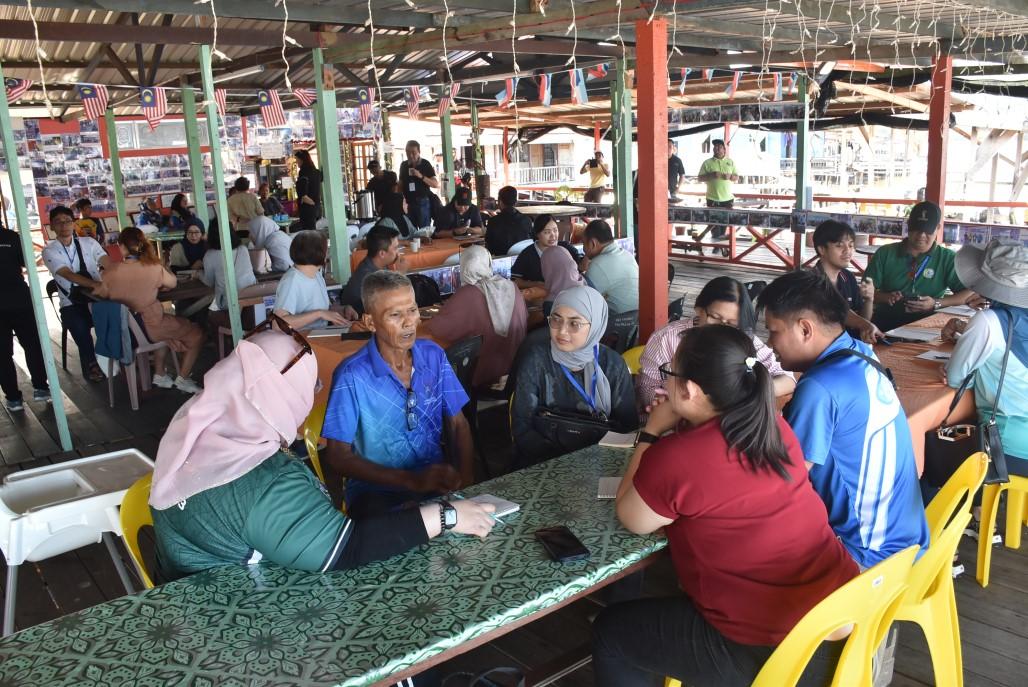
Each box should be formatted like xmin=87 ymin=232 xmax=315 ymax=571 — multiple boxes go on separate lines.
xmin=3 ymin=563 xmax=17 ymax=636
xmin=102 ymin=532 xmax=136 ymax=595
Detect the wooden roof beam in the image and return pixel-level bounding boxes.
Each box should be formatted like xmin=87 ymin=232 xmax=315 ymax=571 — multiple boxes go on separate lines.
xmin=0 ymin=19 xmax=325 ymax=47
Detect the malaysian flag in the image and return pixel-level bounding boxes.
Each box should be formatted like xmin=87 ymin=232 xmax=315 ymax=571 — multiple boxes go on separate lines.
xmin=437 ymin=82 xmax=459 ymax=119
xmin=258 ymin=89 xmax=287 ymax=128
xmin=293 ymin=88 xmax=316 ymax=108
xmin=214 ymin=88 xmax=228 ymax=119
xmin=537 ymin=73 xmax=551 ymax=107
xmin=4 ymin=78 xmax=32 ymax=104
xmin=405 ymin=86 xmax=420 ymax=120
xmin=569 ymin=68 xmax=589 ymax=105
xmin=77 ymin=84 xmax=109 ymax=121
xmin=356 ymin=87 xmax=376 ymax=126
xmin=495 ymin=78 xmax=516 ymax=108
xmin=140 ymin=86 xmax=167 ymax=130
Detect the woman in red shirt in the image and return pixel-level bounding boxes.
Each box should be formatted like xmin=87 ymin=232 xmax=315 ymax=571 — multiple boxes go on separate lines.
xmin=592 ymin=324 xmax=858 ymax=686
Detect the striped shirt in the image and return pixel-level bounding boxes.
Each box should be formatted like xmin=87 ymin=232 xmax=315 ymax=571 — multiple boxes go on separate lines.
xmin=636 ymin=318 xmax=792 ymax=408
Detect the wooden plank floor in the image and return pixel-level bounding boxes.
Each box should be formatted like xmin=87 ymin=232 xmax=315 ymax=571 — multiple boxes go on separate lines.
xmin=1 ymin=263 xmax=1026 ymax=686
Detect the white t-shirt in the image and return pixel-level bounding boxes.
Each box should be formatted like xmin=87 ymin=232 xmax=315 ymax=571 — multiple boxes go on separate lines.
xmin=274 ymin=267 xmax=330 ymax=329
xmin=201 ymin=246 xmax=258 ymax=309
xmin=42 ymin=237 xmax=107 ymax=308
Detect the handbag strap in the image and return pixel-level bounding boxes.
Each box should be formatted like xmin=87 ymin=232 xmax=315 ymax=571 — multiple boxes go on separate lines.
xmin=939 ymin=371 xmax=976 ymax=428
xmin=988 ymin=310 xmax=1016 ymax=423
xmin=820 ymin=347 xmax=896 ymax=387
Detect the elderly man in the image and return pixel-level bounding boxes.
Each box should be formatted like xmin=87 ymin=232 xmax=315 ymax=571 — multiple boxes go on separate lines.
xmin=581 ymin=219 xmax=638 ymax=314
xmin=322 ymin=270 xmax=474 ymax=516
xmin=398 ymin=140 xmax=439 ymax=229
xmin=865 ymin=201 xmax=975 ymax=332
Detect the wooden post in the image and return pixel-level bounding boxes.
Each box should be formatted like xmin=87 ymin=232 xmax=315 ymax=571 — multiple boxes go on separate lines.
xmin=610 ymin=58 xmax=633 ymax=241
xmin=636 ymin=17 xmax=668 ymax=341
xmin=794 ymin=74 xmax=811 ymax=210
xmin=200 ymin=44 xmax=242 ymax=343
xmin=440 ymin=86 xmax=456 ymax=202
xmin=0 ymin=63 xmax=73 ymax=450
xmin=103 ymin=109 xmax=129 ymax=230
xmin=593 ymin=122 xmax=601 ymax=151
xmin=502 ymin=126 xmax=510 ymax=186
xmin=180 ymin=81 xmax=210 ymax=226
xmin=312 ymin=47 xmax=351 ymax=283
xmin=471 ymin=100 xmax=487 ymax=204
xmin=926 ymin=54 xmax=953 ymax=212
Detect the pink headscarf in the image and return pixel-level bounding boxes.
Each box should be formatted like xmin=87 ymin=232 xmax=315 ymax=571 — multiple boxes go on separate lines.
xmin=149 ymin=330 xmax=318 ymax=510
xmin=541 ymin=245 xmax=584 ymax=301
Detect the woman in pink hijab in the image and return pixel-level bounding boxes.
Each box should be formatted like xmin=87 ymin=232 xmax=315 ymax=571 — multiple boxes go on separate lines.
xmin=541 ymin=244 xmax=588 ymax=317
xmin=149 ymin=323 xmax=495 ymax=582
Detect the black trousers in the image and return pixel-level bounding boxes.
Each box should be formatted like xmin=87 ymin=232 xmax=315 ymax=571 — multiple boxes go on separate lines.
xmin=60 ymin=303 xmax=97 ymax=375
xmin=0 ymin=306 xmax=49 ymax=401
xmin=298 ymin=202 xmax=321 ymax=231
xmin=706 ymin=197 xmax=734 ymax=240
xmin=592 ymin=595 xmax=844 ymax=687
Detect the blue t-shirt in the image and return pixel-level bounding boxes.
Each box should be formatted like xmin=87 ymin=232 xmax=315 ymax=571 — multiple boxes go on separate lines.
xmin=784 ymin=332 xmax=929 ymax=568
xmin=274 ymin=267 xmax=330 ymax=329
xmin=321 ymin=337 xmax=469 ymax=505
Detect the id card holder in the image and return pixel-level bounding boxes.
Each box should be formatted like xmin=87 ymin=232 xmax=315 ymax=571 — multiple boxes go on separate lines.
xmin=409 ymin=182 xmax=416 ymax=192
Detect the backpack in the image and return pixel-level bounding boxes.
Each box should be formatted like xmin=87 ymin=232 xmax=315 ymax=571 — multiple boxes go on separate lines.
xmin=408 ymin=273 xmax=442 ymax=307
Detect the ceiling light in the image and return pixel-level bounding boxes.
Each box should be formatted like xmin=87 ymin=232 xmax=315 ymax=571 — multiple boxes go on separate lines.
xmin=212 ymin=65 xmax=265 ymax=84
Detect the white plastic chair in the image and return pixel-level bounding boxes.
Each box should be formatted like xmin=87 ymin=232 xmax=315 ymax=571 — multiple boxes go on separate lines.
xmin=442 ymin=252 xmax=462 ymax=266
xmin=108 ymin=310 xmax=180 ymax=411
xmin=0 ymin=450 xmax=154 ymax=636
xmin=507 ymin=239 xmax=534 ymax=256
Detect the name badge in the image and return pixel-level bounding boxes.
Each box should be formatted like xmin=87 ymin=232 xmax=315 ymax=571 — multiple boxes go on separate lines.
xmin=409 ymin=182 xmax=416 ymax=192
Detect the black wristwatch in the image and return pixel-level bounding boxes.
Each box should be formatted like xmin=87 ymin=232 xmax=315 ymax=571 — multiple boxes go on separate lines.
xmin=438 ymin=500 xmax=458 ymax=531
xmin=636 ymin=431 xmax=661 ymax=446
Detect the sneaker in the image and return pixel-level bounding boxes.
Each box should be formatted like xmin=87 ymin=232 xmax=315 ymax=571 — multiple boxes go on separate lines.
xmin=964 ymin=518 xmax=1003 ymax=546
xmin=174 ymin=376 xmax=202 ymax=394
xmin=152 ymin=374 xmax=175 ymax=389
xmin=6 ymin=398 xmax=24 ymax=412
xmin=32 ymin=388 xmax=51 ymax=403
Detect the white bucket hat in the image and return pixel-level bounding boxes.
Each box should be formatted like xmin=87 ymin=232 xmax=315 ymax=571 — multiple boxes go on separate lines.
xmin=955 ymin=239 xmax=1028 ymax=308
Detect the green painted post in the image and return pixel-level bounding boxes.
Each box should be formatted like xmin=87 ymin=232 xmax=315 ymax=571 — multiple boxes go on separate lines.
xmin=795 ymin=74 xmax=811 ymax=211
xmin=103 ymin=109 xmax=129 ymax=229
xmin=0 ymin=64 xmax=73 ymax=451
xmin=200 ymin=44 xmax=242 ymax=343
xmin=440 ymin=87 xmax=456 ymax=202
xmin=470 ymin=100 xmax=485 ymax=206
xmin=312 ymin=47 xmax=351 ymax=283
xmin=611 ymin=59 xmax=633 ymax=240
xmin=180 ymin=81 xmax=210 ymax=226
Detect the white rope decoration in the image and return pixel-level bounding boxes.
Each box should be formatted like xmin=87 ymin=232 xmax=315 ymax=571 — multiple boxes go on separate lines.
xmin=25 ymin=0 xmax=55 ymax=118
xmin=195 ymin=0 xmax=231 ymax=62
xmin=366 ymin=0 xmax=386 ymax=137
xmin=275 ymin=0 xmax=302 ymax=93
xmin=510 ymin=0 xmax=521 ymax=137
xmin=565 ymin=0 xmax=578 ymax=70
xmin=441 ymin=0 xmax=455 ymax=90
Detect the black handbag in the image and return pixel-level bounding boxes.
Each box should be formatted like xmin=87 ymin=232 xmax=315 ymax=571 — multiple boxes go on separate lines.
xmin=532 ymin=406 xmax=611 ymax=454
xmin=56 ymin=237 xmax=96 ymax=306
xmin=923 ymin=315 xmax=1014 ymax=488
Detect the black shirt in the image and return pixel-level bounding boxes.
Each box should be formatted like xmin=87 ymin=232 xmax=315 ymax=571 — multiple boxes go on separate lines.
xmin=296 ymin=166 xmax=323 ymax=205
xmin=0 ymin=228 xmax=31 ymax=310
xmin=398 ymin=159 xmax=437 ymax=201
xmin=668 ymin=154 xmax=686 ymax=192
xmin=366 ymin=175 xmax=393 ymax=209
xmin=433 ymin=202 xmax=484 ymax=234
xmin=816 ymin=261 xmax=863 ymax=312
xmin=511 ymin=241 xmax=580 ymax=282
xmin=485 ymin=208 xmax=533 ymax=256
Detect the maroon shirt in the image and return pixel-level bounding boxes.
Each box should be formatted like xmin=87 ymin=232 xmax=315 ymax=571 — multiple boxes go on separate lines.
xmin=634 ymin=416 xmax=858 ymax=645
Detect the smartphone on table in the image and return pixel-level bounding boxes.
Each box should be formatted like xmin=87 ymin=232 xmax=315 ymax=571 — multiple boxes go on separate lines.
xmin=536 ymin=526 xmax=590 ymax=562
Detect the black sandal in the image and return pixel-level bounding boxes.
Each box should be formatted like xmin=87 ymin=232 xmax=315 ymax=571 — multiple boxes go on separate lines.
xmin=86 ymin=363 xmax=105 ymax=383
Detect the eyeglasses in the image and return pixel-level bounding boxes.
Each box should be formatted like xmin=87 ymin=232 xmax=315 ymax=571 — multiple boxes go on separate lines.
xmin=658 ymin=362 xmax=688 ymax=383
xmin=53 ymin=218 xmax=76 ymax=227
xmin=244 ymin=313 xmax=312 ymax=375
xmin=702 ymin=311 xmax=737 ymax=327
xmin=405 ymin=388 xmax=418 ymax=431
xmin=547 ymin=314 xmax=590 ymax=334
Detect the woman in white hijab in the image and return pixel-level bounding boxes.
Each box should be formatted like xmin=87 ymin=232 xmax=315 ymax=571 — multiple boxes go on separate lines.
xmin=150 ymin=323 xmax=495 ymax=582
xmin=510 ymin=285 xmax=637 ymax=466
xmin=424 ymin=245 xmax=529 ymax=387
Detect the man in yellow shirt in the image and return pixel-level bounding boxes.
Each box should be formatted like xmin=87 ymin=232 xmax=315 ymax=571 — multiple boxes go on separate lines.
xmin=580 ymin=150 xmax=610 ymax=203
xmin=697 ymin=139 xmax=738 ymax=245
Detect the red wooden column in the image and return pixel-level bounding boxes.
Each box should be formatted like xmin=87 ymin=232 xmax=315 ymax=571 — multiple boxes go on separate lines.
xmin=636 ymin=17 xmax=669 ymax=342
xmin=925 ymin=54 xmax=953 ymax=212
xmin=593 ymin=122 xmax=601 ymax=151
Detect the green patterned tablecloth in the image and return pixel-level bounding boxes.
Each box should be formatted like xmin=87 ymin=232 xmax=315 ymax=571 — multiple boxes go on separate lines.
xmin=0 ymin=446 xmax=666 ymax=687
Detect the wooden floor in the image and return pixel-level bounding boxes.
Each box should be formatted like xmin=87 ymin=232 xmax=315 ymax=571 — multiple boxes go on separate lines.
xmin=1 ymin=262 xmax=1026 ymax=686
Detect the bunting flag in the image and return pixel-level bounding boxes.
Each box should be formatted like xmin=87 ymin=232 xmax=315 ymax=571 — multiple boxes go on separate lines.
xmin=356 ymin=87 xmax=376 ymax=125
xmin=587 ymin=63 xmax=609 ymax=80
xmin=257 ymin=89 xmax=287 ymax=128
xmin=292 ymin=88 xmax=316 ymax=108
xmin=537 ymin=73 xmax=551 ymax=107
xmin=703 ymin=68 xmax=713 ymax=81
xmin=495 ymin=78 xmax=516 ymax=108
xmin=724 ymin=71 xmax=741 ymax=100
xmin=214 ymin=88 xmax=228 ymax=119
xmin=4 ymin=78 xmax=32 ymax=104
xmin=140 ymin=86 xmax=167 ymax=130
xmin=77 ymin=84 xmax=109 ymax=121
xmin=405 ymin=86 xmax=420 ymax=120
xmin=678 ymin=68 xmax=691 ymax=95
xmin=788 ymin=72 xmax=799 ymax=94
xmin=569 ymin=68 xmax=589 ymax=105
xmin=437 ymin=82 xmax=460 ymax=119
xmin=774 ymin=72 xmax=783 ymax=102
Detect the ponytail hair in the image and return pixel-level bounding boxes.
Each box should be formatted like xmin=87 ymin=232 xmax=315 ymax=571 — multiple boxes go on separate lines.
xmin=117 ymin=227 xmax=160 ymax=265
xmin=674 ymin=324 xmax=792 ymax=479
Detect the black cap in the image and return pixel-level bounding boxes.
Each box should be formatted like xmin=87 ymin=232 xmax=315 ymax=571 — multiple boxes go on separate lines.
xmin=908 ymin=201 xmax=942 ymax=234
xmin=712 ymin=139 xmax=725 ymax=146
xmin=452 ymin=188 xmax=471 ymax=205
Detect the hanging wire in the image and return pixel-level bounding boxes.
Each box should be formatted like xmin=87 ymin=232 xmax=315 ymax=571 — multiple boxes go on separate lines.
xmin=366 ymin=0 xmax=386 ymax=131
xmin=565 ymin=0 xmax=578 ymax=70
xmin=276 ymin=0 xmax=303 ymax=92
xmin=196 ymin=0 xmax=231 ymax=61
xmin=25 ymin=0 xmax=55 ymax=118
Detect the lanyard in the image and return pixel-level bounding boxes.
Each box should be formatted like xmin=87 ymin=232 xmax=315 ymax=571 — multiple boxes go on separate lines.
xmin=908 ymin=253 xmax=930 ymax=285
xmin=60 ymin=240 xmax=80 ymax=269
xmin=559 ymin=346 xmax=599 ymax=414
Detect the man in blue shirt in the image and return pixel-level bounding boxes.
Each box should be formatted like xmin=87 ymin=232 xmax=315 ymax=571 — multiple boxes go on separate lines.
xmin=757 ymin=270 xmax=929 ymax=569
xmin=322 ymin=270 xmax=473 ymax=516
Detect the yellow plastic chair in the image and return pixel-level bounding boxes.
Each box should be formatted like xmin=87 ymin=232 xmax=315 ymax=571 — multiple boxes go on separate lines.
xmin=303 ymin=402 xmax=328 ymax=484
xmin=119 ymin=473 xmax=155 ymax=589
xmin=896 ymin=452 xmax=987 ymax=687
xmin=977 ymin=474 xmax=1028 ymax=588
xmin=622 ymin=345 xmax=645 ymax=375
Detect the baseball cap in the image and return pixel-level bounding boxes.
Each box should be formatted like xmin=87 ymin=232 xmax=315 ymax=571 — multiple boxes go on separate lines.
xmin=907 ymin=201 xmax=942 ymax=234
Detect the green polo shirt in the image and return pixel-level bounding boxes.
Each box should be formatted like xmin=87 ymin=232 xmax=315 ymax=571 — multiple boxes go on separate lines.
xmin=698 ymin=157 xmax=737 ymax=202
xmin=865 ymin=241 xmax=964 ymax=331
xmin=151 ymin=451 xmax=349 ymax=581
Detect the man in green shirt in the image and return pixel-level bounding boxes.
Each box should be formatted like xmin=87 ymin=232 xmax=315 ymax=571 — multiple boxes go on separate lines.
xmin=865 ymin=201 xmax=975 ymax=331
xmin=697 ymin=139 xmax=738 ymax=245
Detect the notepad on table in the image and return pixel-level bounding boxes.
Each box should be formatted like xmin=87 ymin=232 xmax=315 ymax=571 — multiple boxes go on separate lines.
xmin=598 ymin=477 xmax=622 ymax=500
xmin=915 ymin=350 xmax=951 ymax=362
xmin=938 ymin=304 xmax=975 ymax=317
xmin=599 ymin=431 xmax=637 ymax=448
xmin=306 ymin=325 xmax=352 ymax=338
xmin=885 ymin=326 xmax=943 ymax=343
xmin=468 ymin=494 xmax=520 ymax=518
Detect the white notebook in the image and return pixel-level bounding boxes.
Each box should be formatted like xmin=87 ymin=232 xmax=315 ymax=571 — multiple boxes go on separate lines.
xmin=885 ymin=326 xmax=942 ymax=343
xmin=597 ymin=477 xmax=622 ymax=500
xmin=599 ymin=431 xmax=637 ymax=448
xmin=468 ymin=494 xmax=520 ymax=518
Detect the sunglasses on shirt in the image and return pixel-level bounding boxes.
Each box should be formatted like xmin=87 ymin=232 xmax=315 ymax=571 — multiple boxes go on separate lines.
xmin=244 ymin=313 xmax=313 ymax=375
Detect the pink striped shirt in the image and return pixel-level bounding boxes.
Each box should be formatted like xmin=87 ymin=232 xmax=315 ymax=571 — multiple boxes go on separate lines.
xmin=636 ymin=318 xmax=793 ymax=408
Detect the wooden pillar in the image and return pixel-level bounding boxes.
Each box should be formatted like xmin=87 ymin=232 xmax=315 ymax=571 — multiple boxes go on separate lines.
xmin=180 ymin=81 xmax=210 ymax=226
xmin=636 ymin=17 xmax=668 ymax=341
xmin=200 ymin=44 xmax=242 ymax=343
xmin=313 ymin=47 xmax=351 ymax=283
xmin=926 ymin=54 xmax=953 ymax=211
xmin=0 ymin=63 xmax=73 ymax=450
xmin=610 ymin=58 xmax=633 ymax=241
xmin=593 ymin=122 xmax=601 ymax=151
xmin=103 ymin=109 xmax=129 ymax=229
xmin=440 ymin=86 xmax=456 ymax=202
xmin=470 ymin=100 xmax=486 ymax=205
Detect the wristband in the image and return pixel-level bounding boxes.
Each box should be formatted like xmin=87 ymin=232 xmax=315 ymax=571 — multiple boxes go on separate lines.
xmin=636 ymin=431 xmax=661 ymax=446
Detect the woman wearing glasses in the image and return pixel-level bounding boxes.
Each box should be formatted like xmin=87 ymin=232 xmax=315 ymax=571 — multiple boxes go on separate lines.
xmin=592 ymin=325 xmax=856 ymax=686
xmin=150 ymin=324 xmax=497 ymax=582
xmin=510 ymin=285 xmax=637 ymax=466
xmin=168 ymin=221 xmax=207 ymax=273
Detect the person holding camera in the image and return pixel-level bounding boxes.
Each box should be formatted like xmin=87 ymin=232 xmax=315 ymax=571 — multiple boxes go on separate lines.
xmin=580 ymin=150 xmax=610 ymax=203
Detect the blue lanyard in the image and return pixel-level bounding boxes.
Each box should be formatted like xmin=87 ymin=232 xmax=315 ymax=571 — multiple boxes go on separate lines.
xmin=559 ymin=346 xmax=599 ymax=413
xmin=910 ymin=253 xmax=931 ymax=284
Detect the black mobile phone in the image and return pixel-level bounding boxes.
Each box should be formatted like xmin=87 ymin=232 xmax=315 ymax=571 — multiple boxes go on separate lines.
xmin=536 ymin=526 xmax=590 ymax=562
xmin=589 ymin=159 xmax=598 ymax=168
